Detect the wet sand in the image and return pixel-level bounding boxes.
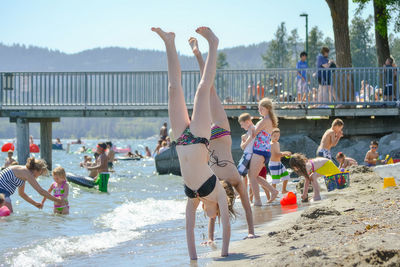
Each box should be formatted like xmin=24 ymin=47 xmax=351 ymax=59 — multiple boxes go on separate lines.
xmin=210 ymin=166 xmax=400 ymax=266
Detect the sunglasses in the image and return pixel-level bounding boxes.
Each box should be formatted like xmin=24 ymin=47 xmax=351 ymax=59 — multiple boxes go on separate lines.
xmin=371 ymin=146 xmax=377 ymax=149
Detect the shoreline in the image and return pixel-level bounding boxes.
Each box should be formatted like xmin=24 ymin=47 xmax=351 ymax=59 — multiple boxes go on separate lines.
xmin=209 ymin=166 xmax=400 ymax=266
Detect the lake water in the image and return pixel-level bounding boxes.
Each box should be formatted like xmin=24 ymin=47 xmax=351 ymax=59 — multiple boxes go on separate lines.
xmin=0 ymin=138 xmax=300 ymax=267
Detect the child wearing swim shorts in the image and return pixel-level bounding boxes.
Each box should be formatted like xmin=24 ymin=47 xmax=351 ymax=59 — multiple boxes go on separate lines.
xmin=269 ymin=128 xmax=291 ymax=194
xmin=237 ymin=113 xmax=255 ymax=178
xmin=42 ymin=167 xmax=69 ymax=214
xmin=364 ymin=141 xmax=380 ymax=167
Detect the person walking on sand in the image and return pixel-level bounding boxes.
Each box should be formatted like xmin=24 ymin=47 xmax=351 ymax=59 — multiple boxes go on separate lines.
xmin=0 ymin=157 xmax=63 ymax=213
xmin=247 ymin=98 xmax=279 ymax=206
xmin=152 ymin=26 xmax=232 ymax=260
xmin=317 ymin=119 xmax=344 ymax=160
xmin=189 ymin=36 xmax=255 ymax=242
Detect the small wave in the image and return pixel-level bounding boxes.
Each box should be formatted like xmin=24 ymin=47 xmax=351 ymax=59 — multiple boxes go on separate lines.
xmin=6 ymin=199 xmax=186 ymax=266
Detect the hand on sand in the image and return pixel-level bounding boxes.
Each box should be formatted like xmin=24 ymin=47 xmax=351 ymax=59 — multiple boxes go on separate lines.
xmin=301 ymin=194 xmax=309 ymax=203
xmin=244 ymin=234 xmax=259 ymax=240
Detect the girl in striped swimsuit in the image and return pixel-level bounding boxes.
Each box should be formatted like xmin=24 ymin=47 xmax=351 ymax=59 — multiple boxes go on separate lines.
xmin=0 ymin=157 xmax=63 ymax=213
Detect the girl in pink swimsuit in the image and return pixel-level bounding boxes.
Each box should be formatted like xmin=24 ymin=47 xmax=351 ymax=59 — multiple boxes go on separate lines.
xmin=42 ymin=167 xmax=69 ymax=215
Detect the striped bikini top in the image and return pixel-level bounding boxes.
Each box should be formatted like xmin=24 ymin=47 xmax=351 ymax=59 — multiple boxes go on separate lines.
xmin=253 ymin=130 xmax=271 ymax=152
xmin=210 ymin=125 xmax=231 ymax=140
xmin=0 ymin=168 xmax=25 ymax=195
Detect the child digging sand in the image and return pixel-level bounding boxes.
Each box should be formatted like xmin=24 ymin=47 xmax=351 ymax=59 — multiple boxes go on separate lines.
xmin=336 ymin=152 xmax=358 ymax=169
xmin=269 ymin=128 xmax=291 ymax=194
xmin=42 ymin=167 xmax=69 ymax=215
xmin=317 ymin=119 xmax=344 ymax=160
xmin=364 ymin=141 xmax=380 ymax=167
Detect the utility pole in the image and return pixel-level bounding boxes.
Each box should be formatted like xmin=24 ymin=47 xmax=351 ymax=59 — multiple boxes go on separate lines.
xmin=300 ymin=13 xmax=309 ymax=56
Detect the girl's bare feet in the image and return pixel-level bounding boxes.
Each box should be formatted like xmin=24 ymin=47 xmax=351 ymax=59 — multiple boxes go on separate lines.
xmin=195 ymin=27 xmax=219 ymax=47
xmin=151 ymin=27 xmax=175 ymax=43
xmin=188 ymin=37 xmax=200 ymax=55
xmin=267 ymin=190 xmax=279 ymax=203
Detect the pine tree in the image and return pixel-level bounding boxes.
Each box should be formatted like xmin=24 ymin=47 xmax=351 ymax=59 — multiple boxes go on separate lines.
xmin=288 ymin=29 xmax=303 ymax=66
xmin=308 ymin=26 xmax=324 ymax=68
xmin=262 ymin=22 xmax=290 ymax=68
xmin=216 ymin=52 xmax=229 ymax=69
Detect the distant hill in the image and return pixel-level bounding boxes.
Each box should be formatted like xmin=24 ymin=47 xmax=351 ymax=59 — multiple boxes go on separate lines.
xmin=0 ymin=42 xmax=269 ymax=72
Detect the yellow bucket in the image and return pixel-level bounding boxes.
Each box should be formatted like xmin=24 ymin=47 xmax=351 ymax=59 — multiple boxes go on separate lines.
xmin=383 ymin=177 xmax=397 ymax=189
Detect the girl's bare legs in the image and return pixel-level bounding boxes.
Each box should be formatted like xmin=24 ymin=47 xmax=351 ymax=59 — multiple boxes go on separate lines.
xmin=190 ymin=27 xmax=219 ymax=138
xmin=190 ymin=37 xmax=255 ymax=238
xmin=248 ymin=154 xmax=278 ymax=206
xmin=151 ymin=28 xmax=190 ymax=137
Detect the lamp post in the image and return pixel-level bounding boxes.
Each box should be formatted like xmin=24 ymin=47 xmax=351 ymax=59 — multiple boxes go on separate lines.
xmin=300 ymin=13 xmax=308 ymax=56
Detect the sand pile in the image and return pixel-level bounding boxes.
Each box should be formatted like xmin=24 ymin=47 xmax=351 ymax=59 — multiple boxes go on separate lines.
xmin=211 ymin=165 xmax=400 ymax=267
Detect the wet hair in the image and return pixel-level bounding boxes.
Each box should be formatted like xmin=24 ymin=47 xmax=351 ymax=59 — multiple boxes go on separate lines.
xmin=371 ymin=140 xmax=379 ymax=146
xmin=336 ymin=152 xmax=345 ymax=159
xmin=0 ymin=193 xmax=4 ymax=205
xmin=289 ymin=153 xmax=311 ymax=181
xmin=332 ymin=118 xmax=344 ymax=127
xmin=52 ymin=166 xmax=66 ymax=180
xmin=106 ymin=141 xmax=112 ymax=147
xmin=259 ymin=98 xmax=278 ymax=128
xmin=26 ymin=157 xmax=48 ymax=175
xmin=321 ymin=47 xmax=330 ymax=54
xmin=238 ymin=113 xmax=252 ymax=123
xmin=221 ymin=181 xmax=236 ymax=219
xmin=300 ymin=51 xmax=308 ymax=57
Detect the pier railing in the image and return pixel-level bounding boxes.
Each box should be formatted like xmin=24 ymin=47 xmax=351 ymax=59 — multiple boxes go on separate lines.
xmin=0 ymin=67 xmax=398 ymax=109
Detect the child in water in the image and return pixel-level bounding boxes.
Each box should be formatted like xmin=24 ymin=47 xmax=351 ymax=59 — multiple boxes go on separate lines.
xmin=336 ymin=152 xmax=358 ymax=169
xmin=42 ymin=167 xmax=69 ymax=214
xmin=0 ymin=193 xmax=11 ymax=217
xmin=364 ymin=141 xmax=380 ymax=166
xmin=269 ymin=128 xmax=291 ymax=194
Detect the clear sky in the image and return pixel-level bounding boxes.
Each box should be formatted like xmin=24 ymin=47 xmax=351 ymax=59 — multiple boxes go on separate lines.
xmin=0 ymin=0 xmax=392 ymax=55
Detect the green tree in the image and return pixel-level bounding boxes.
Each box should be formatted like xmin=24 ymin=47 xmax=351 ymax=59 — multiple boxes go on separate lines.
xmin=350 ymin=15 xmax=377 ymax=67
xmin=216 ymin=52 xmax=229 ymax=69
xmin=308 ymin=26 xmax=324 ymax=68
xmin=354 ymin=0 xmax=400 ymax=65
xmin=262 ymin=22 xmax=290 ymax=68
xmin=288 ymin=29 xmax=302 ymax=65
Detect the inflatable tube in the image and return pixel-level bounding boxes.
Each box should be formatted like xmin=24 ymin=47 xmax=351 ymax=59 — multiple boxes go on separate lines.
xmin=117 ymin=156 xmax=140 ymax=161
xmin=1 ymin=143 xmax=15 ymax=152
xmin=30 ymin=144 xmax=40 ymax=153
xmin=0 ymin=206 xmax=11 ymax=217
xmin=155 ymin=146 xmax=181 ymax=176
xmin=52 ymin=144 xmax=63 ymax=150
xmin=66 ymin=172 xmax=95 ymax=188
xmin=113 ymin=145 xmax=131 ymax=154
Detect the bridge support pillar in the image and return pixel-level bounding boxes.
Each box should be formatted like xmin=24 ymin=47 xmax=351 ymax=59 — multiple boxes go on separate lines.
xmin=16 ymin=118 xmax=30 ymax=165
xmin=40 ymin=120 xmax=53 ymax=170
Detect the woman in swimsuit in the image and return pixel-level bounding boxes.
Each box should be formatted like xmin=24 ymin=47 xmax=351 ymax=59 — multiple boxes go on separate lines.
xmin=0 ymin=157 xmax=63 ymax=212
xmin=152 ymin=26 xmax=231 ymax=260
xmin=247 ymin=98 xmax=279 ymax=206
xmin=188 ymin=37 xmax=255 ymax=243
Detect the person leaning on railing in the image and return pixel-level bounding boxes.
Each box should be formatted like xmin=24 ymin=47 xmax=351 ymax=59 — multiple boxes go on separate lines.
xmin=383 ymin=56 xmax=397 ymax=103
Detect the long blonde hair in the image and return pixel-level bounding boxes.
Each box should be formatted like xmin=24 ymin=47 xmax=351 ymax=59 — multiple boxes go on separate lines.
xmin=259 ymin=98 xmax=278 ymax=128
xmin=221 ymin=181 xmax=236 ymax=219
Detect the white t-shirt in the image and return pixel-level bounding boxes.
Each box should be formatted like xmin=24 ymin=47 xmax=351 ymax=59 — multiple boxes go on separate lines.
xmin=243 ymin=126 xmax=255 ymax=154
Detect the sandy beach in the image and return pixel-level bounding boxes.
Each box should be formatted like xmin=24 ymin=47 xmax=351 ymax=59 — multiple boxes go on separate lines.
xmin=211 ymin=166 xmax=400 ymax=266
